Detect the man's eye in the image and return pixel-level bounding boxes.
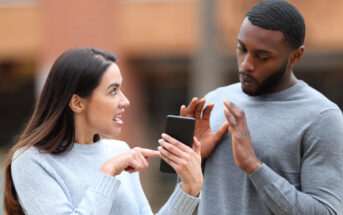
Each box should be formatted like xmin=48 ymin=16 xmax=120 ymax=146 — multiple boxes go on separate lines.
xmin=257 ymin=55 xmax=269 ymax=61
xmin=237 ymin=46 xmax=246 ymax=52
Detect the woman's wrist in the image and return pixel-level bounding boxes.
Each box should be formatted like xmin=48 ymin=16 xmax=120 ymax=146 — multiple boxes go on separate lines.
xmin=181 ymin=182 xmax=202 ymax=197
xmin=100 ymin=163 xmax=118 ymax=176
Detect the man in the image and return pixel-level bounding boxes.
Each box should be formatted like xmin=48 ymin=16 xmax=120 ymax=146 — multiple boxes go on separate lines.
xmin=181 ymin=0 xmax=343 ymax=214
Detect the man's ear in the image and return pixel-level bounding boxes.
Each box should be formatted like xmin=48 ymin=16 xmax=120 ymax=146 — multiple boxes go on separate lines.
xmin=69 ymin=94 xmax=84 ymax=113
xmin=290 ymin=45 xmax=304 ymax=67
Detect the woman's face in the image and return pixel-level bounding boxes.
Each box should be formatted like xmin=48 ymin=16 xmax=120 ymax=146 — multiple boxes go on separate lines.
xmin=83 ymin=63 xmax=130 ymax=138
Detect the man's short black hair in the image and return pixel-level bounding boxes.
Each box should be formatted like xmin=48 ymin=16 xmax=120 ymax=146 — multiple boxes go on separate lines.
xmin=246 ymin=0 xmax=305 ymax=49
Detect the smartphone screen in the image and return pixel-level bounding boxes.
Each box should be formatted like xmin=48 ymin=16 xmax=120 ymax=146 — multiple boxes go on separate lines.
xmin=160 ymin=115 xmax=195 ymax=174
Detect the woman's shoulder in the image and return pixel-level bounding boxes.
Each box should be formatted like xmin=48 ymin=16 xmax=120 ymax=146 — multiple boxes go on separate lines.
xmin=12 ymin=146 xmax=41 ymax=163
xmin=11 ymin=146 xmax=53 ymax=176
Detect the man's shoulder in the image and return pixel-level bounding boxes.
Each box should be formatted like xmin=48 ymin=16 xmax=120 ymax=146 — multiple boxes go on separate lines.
xmin=300 ymin=82 xmax=340 ymax=111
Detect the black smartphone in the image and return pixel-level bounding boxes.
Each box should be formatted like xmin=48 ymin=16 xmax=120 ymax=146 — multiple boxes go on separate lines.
xmin=159 ymin=115 xmax=196 ymax=174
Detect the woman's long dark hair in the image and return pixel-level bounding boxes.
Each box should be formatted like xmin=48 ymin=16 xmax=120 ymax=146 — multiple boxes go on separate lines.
xmin=3 ymin=47 xmax=117 ymax=215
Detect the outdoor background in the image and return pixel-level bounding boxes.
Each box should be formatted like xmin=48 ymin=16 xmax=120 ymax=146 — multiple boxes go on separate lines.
xmin=1 ymin=0 xmax=343 ymax=214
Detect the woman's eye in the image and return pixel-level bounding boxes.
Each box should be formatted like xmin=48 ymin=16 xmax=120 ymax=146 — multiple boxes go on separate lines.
xmin=110 ymin=89 xmax=117 ymax=95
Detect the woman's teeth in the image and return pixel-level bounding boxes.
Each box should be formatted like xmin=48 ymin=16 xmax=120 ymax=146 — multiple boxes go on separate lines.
xmin=113 ymin=115 xmax=122 ymax=121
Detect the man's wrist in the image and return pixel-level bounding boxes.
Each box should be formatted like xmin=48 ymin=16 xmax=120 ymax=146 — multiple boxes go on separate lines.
xmin=243 ymin=158 xmax=262 ymax=175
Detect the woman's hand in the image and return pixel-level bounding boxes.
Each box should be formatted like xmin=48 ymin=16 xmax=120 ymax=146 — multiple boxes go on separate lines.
xmin=158 ymin=133 xmax=203 ymax=197
xmin=100 ymin=147 xmax=160 ymax=176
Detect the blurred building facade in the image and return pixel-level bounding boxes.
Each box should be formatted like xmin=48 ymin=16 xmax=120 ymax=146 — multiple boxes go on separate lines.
xmin=1 ymin=0 xmax=343 ymax=213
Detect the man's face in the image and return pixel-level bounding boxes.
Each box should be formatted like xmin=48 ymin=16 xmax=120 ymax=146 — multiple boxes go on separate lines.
xmin=236 ymin=17 xmax=293 ymax=96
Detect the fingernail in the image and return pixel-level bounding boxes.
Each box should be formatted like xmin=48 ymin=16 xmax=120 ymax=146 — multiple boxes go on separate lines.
xmin=161 ymin=133 xmax=167 ymax=138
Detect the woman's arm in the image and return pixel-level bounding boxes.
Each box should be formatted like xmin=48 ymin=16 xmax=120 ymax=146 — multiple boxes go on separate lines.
xmin=11 ymin=152 xmax=121 ymax=215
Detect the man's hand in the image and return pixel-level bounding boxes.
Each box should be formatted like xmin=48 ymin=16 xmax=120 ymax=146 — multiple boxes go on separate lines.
xmin=223 ymin=99 xmax=262 ymax=174
xmin=180 ymin=97 xmax=228 ymax=158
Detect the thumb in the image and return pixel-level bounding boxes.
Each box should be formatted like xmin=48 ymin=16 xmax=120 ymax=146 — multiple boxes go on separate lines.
xmin=192 ymin=137 xmax=201 ymax=154
xmin=213 ymin=122 xmax=229 ymax=143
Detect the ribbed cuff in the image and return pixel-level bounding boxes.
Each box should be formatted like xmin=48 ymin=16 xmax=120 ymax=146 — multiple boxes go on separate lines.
xmin=248 ymin=163 xmax=280 ymax=192
xmin=89 ymin=172 xmax=121 ymax=200
xmin=168 ymin=183 xmax=200 ymax=214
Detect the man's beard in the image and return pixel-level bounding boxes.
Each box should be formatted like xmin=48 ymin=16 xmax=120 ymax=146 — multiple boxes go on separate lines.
xmin=240 ymin=60 xmax=288 ymax=96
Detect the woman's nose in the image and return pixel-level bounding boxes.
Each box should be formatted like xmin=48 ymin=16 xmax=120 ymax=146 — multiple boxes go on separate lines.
xmin=120 ymin=92 xmax=130 ymax=107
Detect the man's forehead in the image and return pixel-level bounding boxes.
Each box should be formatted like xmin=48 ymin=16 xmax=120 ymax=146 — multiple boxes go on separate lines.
xmin=237 ymin=17 xmax=287 ymax=52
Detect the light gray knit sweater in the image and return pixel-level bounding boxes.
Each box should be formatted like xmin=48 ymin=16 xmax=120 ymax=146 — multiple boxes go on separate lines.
xmin=11 ymin=139 xmax=199 ymax=215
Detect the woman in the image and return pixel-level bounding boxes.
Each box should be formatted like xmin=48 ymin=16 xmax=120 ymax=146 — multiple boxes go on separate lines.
xmin=3 ymin=47 xmax=203 ymax=215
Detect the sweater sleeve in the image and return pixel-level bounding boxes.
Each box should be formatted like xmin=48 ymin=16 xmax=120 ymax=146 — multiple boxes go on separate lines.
xmin=248 ymin=109 xmax=343 ymax=215
xmin=134 ymin=173 xmax=199 ymax=215
xmin=155 ymin=183 xmax=200 ymax=215
xmin=11 ymin=152 xmax=121 ymax=215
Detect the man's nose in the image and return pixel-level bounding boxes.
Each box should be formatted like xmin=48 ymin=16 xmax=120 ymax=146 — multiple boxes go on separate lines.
xmin=241 ymin=53 xmax=255 ymax=72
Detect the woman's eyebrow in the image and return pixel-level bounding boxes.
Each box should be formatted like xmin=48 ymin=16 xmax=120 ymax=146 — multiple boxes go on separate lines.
xmin=106 ymin=83 xmax=120 ymax=90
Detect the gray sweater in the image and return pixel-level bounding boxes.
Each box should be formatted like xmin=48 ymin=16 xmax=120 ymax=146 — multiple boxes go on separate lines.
xmin=198 ymin=81 xmax=343 ymax=215
xmin=11 ymin=139 xmax=199 ymax=215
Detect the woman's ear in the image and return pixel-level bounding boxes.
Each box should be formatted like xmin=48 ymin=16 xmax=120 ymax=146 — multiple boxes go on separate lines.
xmin=69 ymin=94 xmax=84 ymax=113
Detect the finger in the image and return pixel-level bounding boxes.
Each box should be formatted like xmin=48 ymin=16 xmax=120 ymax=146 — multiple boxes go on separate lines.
xmin=161 ymin=133 xmax=192 ymax=152
xmin=159 ymin=139 xmax=186 ymax=158
xmin=213 ymin=122 xmax=229 ymax=143
xmin=159 ymin=149 xmax=178 ymax=169
xmin=180 ymin=105 xmax=187 ymax=116
xmin=158 ymin=146 xmax=183 ymax=164
xmin=131 ymin=151 xmax=144 ymax=170
xmin=125 ymin=166 xmax=135 ymax=173
xmin=137 ymin=152 xmax=149 ymax=169
xmin=195 ymin=98 xmax=206 ymax=119
xmin=224 ymin=108 xmax=238 ymax=128
xmin=202 ymin=103 xmax=214 ymax=120
xmin=224 ymin=99 xmax=245 ymax=121
xmin=139 ymin=148 xmax=160 ymax=159
xmin=186 ymin=97 xmax=199 ymax=115
xmin=192 ymin=137 xmax=201 ymax=154
xmin=128 ymin=158 xmax=141 ymax=172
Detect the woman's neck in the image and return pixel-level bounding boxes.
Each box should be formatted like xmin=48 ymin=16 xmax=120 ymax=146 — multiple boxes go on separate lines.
xmin=73 ymin=114 xmax=95 ymax=145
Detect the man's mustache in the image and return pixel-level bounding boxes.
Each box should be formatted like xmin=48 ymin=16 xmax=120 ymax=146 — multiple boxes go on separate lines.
xmin=239 ymin=71 xmax=258 ymax=83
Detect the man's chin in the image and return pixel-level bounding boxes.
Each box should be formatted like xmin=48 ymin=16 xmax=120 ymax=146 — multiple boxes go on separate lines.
xmin=241 ymin=84 xmax=258 ymax=96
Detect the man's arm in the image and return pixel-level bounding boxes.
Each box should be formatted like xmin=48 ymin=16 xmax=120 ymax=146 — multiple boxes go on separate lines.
xmin=225 ymin=101 xmax=343 ymax=215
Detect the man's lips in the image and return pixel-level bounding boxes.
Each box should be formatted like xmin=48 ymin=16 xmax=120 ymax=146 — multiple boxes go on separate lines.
xmin=239 ymin=72 xmax=257 ymax=84
xmin=240 ymin=75 xmax=253 ymax=83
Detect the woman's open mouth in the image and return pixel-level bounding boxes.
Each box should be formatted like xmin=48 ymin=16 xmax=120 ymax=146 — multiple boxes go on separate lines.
xmin=113 ymin=114 xmax=123 ymax=125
